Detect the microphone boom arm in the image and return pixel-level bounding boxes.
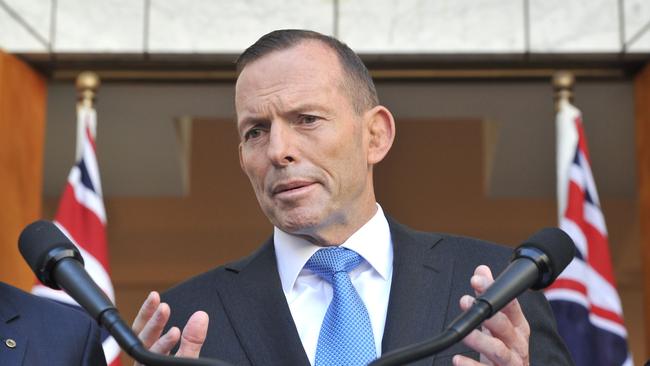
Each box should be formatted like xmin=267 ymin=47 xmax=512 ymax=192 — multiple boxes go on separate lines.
xmin=370 ymin=301 xmax=491 ymax=366
xmin=369 ymin=253 xmax=547 ymax=366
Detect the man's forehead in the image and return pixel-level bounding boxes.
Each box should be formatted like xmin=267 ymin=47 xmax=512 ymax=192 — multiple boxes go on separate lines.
xmin=237 ymin=41 xmax=341 ymax=84
xmin=235 ymin=41 xmax=345 ymax=106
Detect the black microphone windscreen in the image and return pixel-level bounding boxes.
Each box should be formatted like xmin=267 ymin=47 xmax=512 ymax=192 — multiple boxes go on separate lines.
xmin=18 ymin=220 xmax=82 ymax=286
xmin=522 ymin=227 xmax=575 ymax=283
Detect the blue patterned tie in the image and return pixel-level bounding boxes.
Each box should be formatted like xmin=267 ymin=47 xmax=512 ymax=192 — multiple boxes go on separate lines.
xmin=305 ymin=247 xmax=377 ymax=366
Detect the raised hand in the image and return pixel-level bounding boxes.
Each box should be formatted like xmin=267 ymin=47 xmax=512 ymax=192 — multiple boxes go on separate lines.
xmin=453 ymin=265 xmax=530 ymax=366
xmin=132 ymin=291 xmax=209 ymax=365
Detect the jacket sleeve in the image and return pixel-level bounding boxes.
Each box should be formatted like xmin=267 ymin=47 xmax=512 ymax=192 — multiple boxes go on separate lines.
xmin=82 ymin=318 xmax=108 ymax=366
xmin=520 ymin=290 xmax=575 ymax=365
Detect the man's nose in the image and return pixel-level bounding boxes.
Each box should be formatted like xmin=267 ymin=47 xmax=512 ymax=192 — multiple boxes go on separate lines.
xmin=267 ymin=122 xmax=295 ymax=166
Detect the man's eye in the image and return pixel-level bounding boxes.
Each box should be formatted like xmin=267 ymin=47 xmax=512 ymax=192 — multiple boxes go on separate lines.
xmin=244 ymin=128 xmax=262 ymax=141
xmin=300 ymin=115 xmax=319 ymax=124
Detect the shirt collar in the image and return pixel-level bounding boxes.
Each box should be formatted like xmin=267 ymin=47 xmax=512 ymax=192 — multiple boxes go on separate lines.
xmin=274 ymin=204 xmax=393 ymax=296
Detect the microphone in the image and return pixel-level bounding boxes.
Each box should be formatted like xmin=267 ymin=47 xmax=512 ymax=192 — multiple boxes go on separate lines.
xmin=370 ymin=227 xmax=575 ymax=366
xmin=19 ymin=220 xmax=232 ymax=366
xmin=474 ymin=227 xmax=575 ymax=315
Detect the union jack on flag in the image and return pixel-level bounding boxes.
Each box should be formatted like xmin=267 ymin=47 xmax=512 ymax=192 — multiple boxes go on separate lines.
xmin=544 ymin=98 xmax=632 ymax=365
xmin=32 ymin=105 xmax=122 ymax=366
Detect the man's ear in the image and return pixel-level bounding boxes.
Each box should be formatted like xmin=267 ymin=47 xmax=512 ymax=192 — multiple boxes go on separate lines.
xmin=365 ymin=105 xmax=396 ymax=165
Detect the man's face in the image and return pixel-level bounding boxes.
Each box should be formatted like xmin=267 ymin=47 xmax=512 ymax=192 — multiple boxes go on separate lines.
xmin=235 ymin=41 xmax=376 ymax=245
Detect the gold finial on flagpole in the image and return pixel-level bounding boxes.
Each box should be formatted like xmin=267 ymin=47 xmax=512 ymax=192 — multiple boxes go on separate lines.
xmin=76 ymin=71 xmax=100 ymax=108
xmin=552 ymin=70 xmax=574 ymax=113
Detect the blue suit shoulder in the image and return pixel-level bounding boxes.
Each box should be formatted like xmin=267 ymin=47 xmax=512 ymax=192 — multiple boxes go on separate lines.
xmin=0 ymin=282 xmax=107 ymax=366
xmin=163 ymin=237 xmax=272 ymax=301
xmin=390 ymin=218 xmax=515 ymax=271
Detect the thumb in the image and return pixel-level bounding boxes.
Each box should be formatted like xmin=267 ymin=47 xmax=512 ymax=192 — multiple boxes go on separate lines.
xmin=175 ymin=311 xmax=209 ymax=358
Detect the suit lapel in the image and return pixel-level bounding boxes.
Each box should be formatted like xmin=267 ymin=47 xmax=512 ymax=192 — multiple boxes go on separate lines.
xmin=381 ymin=219 xmax=455 ymax=365
xmin=216 ymin=239 xmax=310 ymax=366
xmin=0 ymin=295 xmax=27 ymax=366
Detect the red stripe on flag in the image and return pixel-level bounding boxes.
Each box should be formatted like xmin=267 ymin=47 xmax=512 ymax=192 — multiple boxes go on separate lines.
xmin=579 ymin=221 xmax=616 ymax=285
xmin=547 ymin=279 xmax=625 ymax=326
xmin=562 ymin=182 xmax=616 ymax=285
xmin=85 ymin=120 xmax=97 ymax=153
xmin=55 ymin=183 xmax=110 ymax=271
xmin=549 ymin=278 xmax=587 ymax=296
xmin=564 ymin=181 xmax=584 ymax=224
xmin=591 ymin=305 xmax=625 ymax=326
xmin=574 ymin=116 xmax=591 ymax=164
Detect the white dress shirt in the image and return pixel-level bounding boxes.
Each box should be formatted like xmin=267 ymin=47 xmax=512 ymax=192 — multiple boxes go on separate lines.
xmin=274 ymin=204 xmax=394 ymax=366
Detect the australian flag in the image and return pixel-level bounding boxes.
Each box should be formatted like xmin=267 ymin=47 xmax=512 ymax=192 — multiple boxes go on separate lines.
xmin=32 ymin=105 xmax=122 ymax=366
xmin=544 ymin=98 xmax=632 ymax=365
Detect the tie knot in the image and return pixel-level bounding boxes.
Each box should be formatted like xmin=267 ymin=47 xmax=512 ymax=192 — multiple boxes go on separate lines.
xmin=305 ymin=247 xmax=363 ymax=282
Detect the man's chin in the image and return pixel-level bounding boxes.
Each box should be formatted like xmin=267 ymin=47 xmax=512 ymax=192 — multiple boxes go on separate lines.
xmin=272 ymin=211 xmax=321 ymax=236
xmin=276 ymin=219 xmax=318 ymax=235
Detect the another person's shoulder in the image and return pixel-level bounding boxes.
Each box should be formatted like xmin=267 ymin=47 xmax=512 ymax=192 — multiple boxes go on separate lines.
xmin=0 ymin=282 xmax=106 ymax=366
xmin=0 ymin=281 xmax=92 ymax=325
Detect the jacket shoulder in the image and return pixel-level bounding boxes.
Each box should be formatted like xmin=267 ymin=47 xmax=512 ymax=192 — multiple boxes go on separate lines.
xmin=0 ymin=282 xmax=106 ymax=366
xmin=389 ymin=218 xmax=514 ymax=269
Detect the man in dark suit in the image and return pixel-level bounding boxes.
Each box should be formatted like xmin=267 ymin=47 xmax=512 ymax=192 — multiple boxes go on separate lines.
xmin=133 ymin=30 xmax=573 ymax=365
xmin=0 ymin=281 xmax=106 ymax=366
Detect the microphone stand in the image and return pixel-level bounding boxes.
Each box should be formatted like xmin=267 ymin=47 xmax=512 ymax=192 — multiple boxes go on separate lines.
xmin=369 ymin=301 xmax=491 ymax=366
xmin=101 ymin=309 xmax=231 ymax=366
xmin=55 ymin=257 xmax=233 ymax=366
xmin=371 ymin=247 xmax=555 ymax=366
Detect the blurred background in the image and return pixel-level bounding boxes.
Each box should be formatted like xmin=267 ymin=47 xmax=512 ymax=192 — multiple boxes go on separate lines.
xmin=0 ymin=0 xmax=648 ymax=364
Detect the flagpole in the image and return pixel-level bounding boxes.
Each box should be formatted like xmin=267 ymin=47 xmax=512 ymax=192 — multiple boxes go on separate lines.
xmin=547 ymin=70 xmax=634 ymax=366
xmin=552 ymin=70 xmax=574 ymax=113
xmin=75 ymin=71 xmax=100 ymax=160
xmin=552 ymin=70 xmax=577 ymax=223
xmin=73 ymin=71 xmax=123 ymax=365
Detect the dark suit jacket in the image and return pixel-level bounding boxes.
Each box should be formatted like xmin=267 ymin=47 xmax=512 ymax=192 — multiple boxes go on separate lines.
xmin=163 ymin=218 xmax=573 ymax=365
xmin=0 ymin=282 xmax=106 ymax=366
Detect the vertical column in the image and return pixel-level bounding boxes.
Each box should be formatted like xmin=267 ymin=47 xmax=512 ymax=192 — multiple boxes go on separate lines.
xmin=0 ymin=51 xmax=46 ymax=290
xmin=634 ymin=63 xmax=650 ymax=360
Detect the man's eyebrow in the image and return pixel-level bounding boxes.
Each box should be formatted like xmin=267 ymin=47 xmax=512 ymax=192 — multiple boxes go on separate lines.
xmin=286 ymin=103 xmax=330 ymax=115
xmin=239 ymin=115 xmax=268 ymax=127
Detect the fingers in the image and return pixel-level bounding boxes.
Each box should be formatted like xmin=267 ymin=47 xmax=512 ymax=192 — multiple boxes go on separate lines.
xmin=133 ymin=291 xmax=160 ymax=335
xmin=459 ymin=294 xmax=525 ymax=359
xmin=131 ymin=292 xmax=207 ymax=362
xmin=453 ymin=354 xmax=485 ymax=366
xmin=176 ymin=311 xmax=209 ymax=358
xmin=500 ymin=296 xmax=530 ymax=337
xmin=133 ymin=292 xmax=176 ymax=366
xmin=149 ymin=327 xmax=181 ymax=355
xmin=470 ymin=265 xmax=494 ymax=296
xmin=138 ymin=302 xmax=173 ymax=348
xmin=457 ymin=265 xmax=530 ymax=365
xmin=463 ymin=327 xmax=522 ymax=365
xmin=471 ymin=265 xmax=529 ymax=335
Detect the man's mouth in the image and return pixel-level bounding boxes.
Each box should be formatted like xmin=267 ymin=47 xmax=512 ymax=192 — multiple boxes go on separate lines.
xmin=272 ymin=180 xmax=315 ymax=196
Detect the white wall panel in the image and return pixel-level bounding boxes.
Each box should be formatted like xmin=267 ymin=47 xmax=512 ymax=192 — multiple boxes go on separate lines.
xmin=0 ymin=0 xmax=50 ymax=52
xmin=529 ymin=0 xmax=620 ymax=52
xmin=628 ymin=30 xmax=650 ymax=52
xmin=339 ymin=0 xmax=525 ymax=53
xmin=0 ymin=12 xmax=46 ymax=51
xmin=5 ymin=0 xmax=51 ymax=40
xmin=0 ymin=1 xmax=643 ymax=56
xmin=148 ymin=0 xmax=334 ymax=53
xmin=624 ymin=0 xmax=650 ymax=52
xmin=55 ymin=0 xmax=144 ymax=52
